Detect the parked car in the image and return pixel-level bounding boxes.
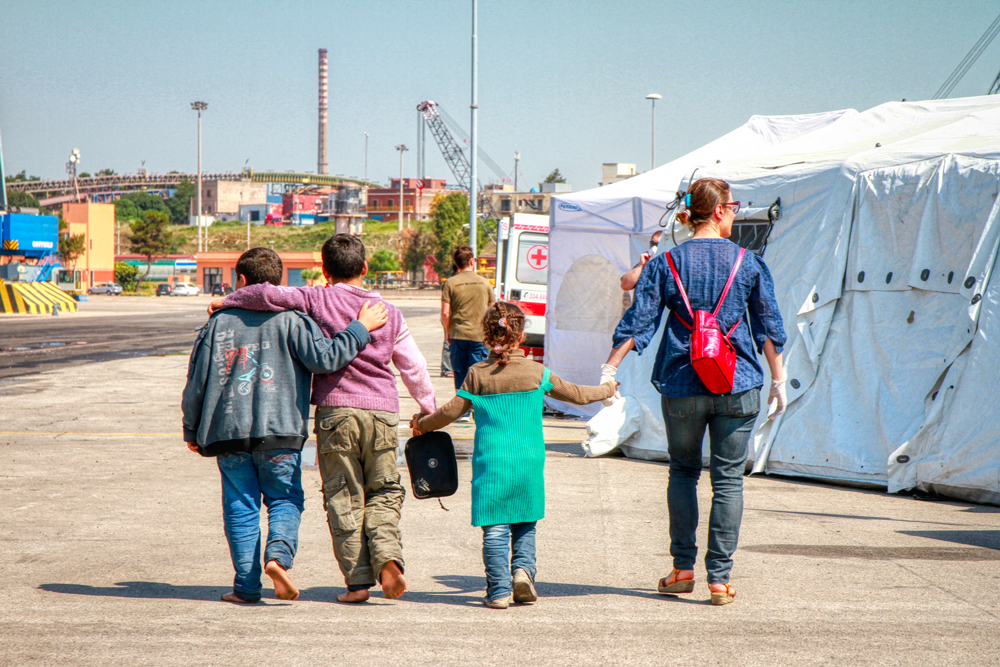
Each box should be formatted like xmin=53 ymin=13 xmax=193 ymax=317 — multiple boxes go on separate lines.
xmin=171 ymin=282 xmax=201 ymax=296
xmin=211 ymin=283 xmax=234 ymax=296
xmin=156 ymin=284 xmax=173 ymax=297
xmin=87 ymin=282 xmax=123 ymax=296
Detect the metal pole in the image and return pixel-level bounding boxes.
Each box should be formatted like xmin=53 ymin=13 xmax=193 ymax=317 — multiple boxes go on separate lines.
xmin=651 ymin=98 xmax=656 ymax=170
xmin=420 ymin=115 xmax=427 ymax=180
xmin=395 ymin=145 xmax=408 ymax=232
xmin=197 ymin=110 xmax=203 ymax=252
xmin=0 ymin=120 xmax=7 ymax=209
xmin=364 ymin=132 xmax=369 ymax=181
xmin=469 ymin=0 xmax=478 ymax=251
xmin=514 ymin=151 xmax=519 ymax=192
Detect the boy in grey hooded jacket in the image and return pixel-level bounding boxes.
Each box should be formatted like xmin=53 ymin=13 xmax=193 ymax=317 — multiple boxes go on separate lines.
xmin=182 ymin=248 xmax=388 ymax=603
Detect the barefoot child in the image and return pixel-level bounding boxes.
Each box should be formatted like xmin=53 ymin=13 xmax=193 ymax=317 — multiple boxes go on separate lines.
xmin=411 ymin=302 xmax=616 ymax=608
xmin=183 ymin=248 xmax=388 ymax=604
xmin=213 ymin=234 xmax=436 ymax=603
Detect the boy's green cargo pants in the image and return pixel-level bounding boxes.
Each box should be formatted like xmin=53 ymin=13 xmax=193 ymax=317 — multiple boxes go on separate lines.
xmin=315 ymin=406 xmax=405 ymax=589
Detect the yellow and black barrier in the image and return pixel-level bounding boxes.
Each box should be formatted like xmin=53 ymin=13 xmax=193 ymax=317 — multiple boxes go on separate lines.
xmin=0 ymin=281 xmax=78 ymax=314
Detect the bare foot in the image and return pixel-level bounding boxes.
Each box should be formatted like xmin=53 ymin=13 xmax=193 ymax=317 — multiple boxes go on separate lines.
xmin=264 ymin=560 xmax=300 ymax=601
xmin=221 ymin=592 xmax=258 ymax=604
xmin=337 ymin=589 xmax=370 ymax=604
xmin=380 ymin=561 xmax=407 ymax=599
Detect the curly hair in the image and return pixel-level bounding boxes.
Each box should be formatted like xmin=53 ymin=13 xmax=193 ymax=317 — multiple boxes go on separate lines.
xmin=675 ymin=178 xmax=731 ymax=229
xmin=482 ymin=301 xmax=525 ymax=366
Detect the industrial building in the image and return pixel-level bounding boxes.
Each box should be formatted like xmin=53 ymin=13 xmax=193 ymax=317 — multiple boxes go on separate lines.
xmin=61 ymin=202 xmax=116 ymax=290
xmin=366 ymin=178 xmax=448 ymax=225
xmin=195 ymin=251 xmax=326 ymax=292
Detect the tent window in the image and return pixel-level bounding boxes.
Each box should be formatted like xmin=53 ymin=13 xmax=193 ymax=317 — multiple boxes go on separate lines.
xmin=729 ymin=221 xmax=771 ymax=256
xmin=515 ymin=233 xmax=548 ymax=285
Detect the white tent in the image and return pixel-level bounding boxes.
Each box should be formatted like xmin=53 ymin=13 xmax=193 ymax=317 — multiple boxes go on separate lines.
xmin=547 ymin=96 xmax=1000 ymax=505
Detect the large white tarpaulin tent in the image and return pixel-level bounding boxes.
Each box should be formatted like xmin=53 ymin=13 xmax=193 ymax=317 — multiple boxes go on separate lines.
xmin=547 ymin=96 xmax=1000 ymax=505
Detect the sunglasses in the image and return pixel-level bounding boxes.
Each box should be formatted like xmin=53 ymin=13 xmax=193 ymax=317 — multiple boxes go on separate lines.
xmin=721 ymin=201 xmax=741 ymax=214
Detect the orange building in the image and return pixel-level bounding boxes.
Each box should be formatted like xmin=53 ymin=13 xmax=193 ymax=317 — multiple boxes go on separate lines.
xmin=197 ymin=251 xmax=327 ymax=291
xmin=366 ymin=178 xmax=450 ymax=225
xmin=62 ymin=202 xmax=116 ymax=288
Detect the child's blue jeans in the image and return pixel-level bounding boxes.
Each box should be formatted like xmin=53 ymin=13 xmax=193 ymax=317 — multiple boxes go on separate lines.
xmin=217 ymin=449 xmax=305 ymax=602
xmin=482 ymin=521 xmax=537 ymax=600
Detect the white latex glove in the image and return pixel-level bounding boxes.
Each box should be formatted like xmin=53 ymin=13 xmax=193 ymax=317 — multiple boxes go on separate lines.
xmin=767 ymin=378 xmax=787 ymax=420
xmin=600 ymin=364 xmax=621 ymax=407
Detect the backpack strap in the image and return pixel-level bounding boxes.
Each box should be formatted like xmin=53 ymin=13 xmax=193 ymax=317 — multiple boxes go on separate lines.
xmin=665 ymin=251 xmax=695 ymax=332
xmin=714 ymin=247 xmax=746 ymax=337
xmin=540 ymin=367 xmax=553 ymax=393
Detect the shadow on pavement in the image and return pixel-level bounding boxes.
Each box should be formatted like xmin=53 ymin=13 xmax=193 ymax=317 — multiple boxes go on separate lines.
xmin=897 ymin=529 xmax=1000 ymax=550
xmin=743 ymin=543 xmax=1000 ymax=560
xmin=397 ymin=574 xmax=677 ymax=606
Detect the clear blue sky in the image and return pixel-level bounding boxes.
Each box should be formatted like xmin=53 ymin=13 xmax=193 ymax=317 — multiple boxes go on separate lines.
xmin=2 ymin=0 xmax=999 ymax=192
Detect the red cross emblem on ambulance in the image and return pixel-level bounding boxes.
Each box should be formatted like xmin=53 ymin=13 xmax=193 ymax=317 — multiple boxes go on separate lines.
xmin=526 ymin=244 xmax=548 ymax=270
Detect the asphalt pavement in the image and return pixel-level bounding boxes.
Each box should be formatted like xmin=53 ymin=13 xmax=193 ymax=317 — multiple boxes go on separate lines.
xmin=1 ymin=295 xmax=998 ymax=666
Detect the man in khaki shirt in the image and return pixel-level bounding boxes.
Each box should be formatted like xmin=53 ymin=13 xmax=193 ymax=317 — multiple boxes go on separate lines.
xmin=441 ymin=246 xmax=495 ymax=400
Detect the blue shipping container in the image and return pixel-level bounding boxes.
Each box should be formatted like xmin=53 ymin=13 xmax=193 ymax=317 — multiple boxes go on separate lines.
xmin=1 ymin=213 xmax=59 ymax=258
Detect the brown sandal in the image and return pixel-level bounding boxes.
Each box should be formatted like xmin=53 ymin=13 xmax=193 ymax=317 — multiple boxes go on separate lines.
xmin=657 ymin=569 xmax=695 ymax=595
xmin=709 ymin=583 xmax=736 ymax=605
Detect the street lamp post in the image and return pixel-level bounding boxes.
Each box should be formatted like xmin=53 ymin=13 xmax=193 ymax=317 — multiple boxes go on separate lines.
xmin=395 ymin=144 xmax=408 ymax=232
xmin=469 ymin=0 xmax=479 ymax=251
xmin=364 ymin=132 xmax=369 ymax=181
xmin=645 ymin=94 xmax=661 ymax=171
xmin=66 ymin=149 xmax=81 ymax=202
xmin=513 ymin=151 xmax=520 ymax=192
xmin=191 ymin=101 xmax=208 ymax=253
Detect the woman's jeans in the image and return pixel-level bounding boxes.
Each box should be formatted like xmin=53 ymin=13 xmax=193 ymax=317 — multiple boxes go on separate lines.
xmin=482 ymin=522 xmax=537 ymax=600
xmin=661 ymin=388 xmax=758 ymax=584
xmin=217 ymin=449 xmax=305 ymax=602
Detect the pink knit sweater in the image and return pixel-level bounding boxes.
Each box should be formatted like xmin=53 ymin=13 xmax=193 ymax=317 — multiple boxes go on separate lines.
xmin=223 ymin=282 xmax=436 ymax=415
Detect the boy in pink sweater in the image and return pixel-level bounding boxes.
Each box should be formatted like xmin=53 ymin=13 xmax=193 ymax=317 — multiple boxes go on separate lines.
xmin=212 ymin=234 xmax=436 ymax=603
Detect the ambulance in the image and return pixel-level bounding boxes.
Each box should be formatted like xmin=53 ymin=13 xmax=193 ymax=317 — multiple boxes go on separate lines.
xmin=494 ymin=213 xmax=549 ymax=357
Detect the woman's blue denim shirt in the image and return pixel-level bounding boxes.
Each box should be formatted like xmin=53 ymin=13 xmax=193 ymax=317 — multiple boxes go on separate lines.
xmin=613 ymin=238 xmax=787 ymax=398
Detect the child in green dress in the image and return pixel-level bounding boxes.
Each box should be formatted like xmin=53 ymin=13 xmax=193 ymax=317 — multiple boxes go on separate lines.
xmin=410 ymin=301 xmax=616 ymax=608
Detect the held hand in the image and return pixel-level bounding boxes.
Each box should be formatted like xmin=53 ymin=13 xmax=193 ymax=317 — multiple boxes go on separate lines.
xmin=639 ymin=252 xmax=652 ymax=268
xmin=207 ymin=298 xmax=226 ymax=315
xmin=600 ymin=364 xmax=619 ymax=407
xmin=186 ymin=442 xmax=200 ymax=453
xmin=768 ymin=378 xmax=787 ymax=420
xmin=358 ymin=300 xmax=389 ymax=331
xmin=409 ymin=414 xmax=425 ymax=436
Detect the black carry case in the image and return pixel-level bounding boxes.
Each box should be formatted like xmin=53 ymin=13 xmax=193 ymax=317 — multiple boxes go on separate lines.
xmin=404 ymin=431 xmax=459 ymax=499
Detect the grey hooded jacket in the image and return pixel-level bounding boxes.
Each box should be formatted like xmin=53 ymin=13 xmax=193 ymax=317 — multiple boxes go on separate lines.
xmin=182 ymin=308 xmax=370 ymax=456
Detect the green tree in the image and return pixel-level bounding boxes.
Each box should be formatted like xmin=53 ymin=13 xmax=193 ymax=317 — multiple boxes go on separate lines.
xmin=78 ymin=172 xmax=92 ymax=179
xmin=6 ymin=170 xmax=40 ymax=182
xmin=400 ymin=224 xmax=436 ymax=276
xmin=129 ymin=210 xmax=173 ymax=292
xmin=96 ymin=168 xmax=116 ymax=176
xmin=368 ymin=248 xmax=401 ymax=274
xmin=538 ymin=168 xmax=566 ymax=189
xmin=430 ymin=192 xmax=469 ymax=277
xmin=114 ymin=261 xmax=140 ymax=291
xmin=115 ymin=191 xmax=168 ymax=221
xmin=59 ymin=231 xmax=87 ymax=270
xmin=166 ymin=179 xmax=195 ymax=224
xmin=7 ymin=191 xmax=41 ymax=209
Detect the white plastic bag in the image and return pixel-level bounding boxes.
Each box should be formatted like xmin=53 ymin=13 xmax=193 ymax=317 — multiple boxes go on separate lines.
xmin=581 ymin=395 xmax=641 ymax=457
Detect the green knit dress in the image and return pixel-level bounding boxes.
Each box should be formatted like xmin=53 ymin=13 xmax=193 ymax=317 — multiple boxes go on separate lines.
xmin=458 ymin=368 xmax=553 ymax=527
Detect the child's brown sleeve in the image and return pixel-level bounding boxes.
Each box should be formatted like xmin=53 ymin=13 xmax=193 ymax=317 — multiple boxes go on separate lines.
xmin=416 ymin=394 xmax=471 ymax=432
xmin=547 ymin=373 xmax=617 ymax=406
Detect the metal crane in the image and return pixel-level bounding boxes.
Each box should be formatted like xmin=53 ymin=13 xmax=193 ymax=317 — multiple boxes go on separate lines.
xmin=417 ymin=100 xmax=500 ymax=241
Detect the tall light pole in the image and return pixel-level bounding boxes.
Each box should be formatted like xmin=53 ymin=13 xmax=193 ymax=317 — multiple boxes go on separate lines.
xmin=469 ymin=0 xmax=479 ymax=251
xmin=191 ymin=101 xmax=208 ymax=253
xmin=513 ymin=151 xmax=520 ymax=192
xmin=645 ymin=94 xmax=661 ymax=171
xmin=66 ymin=149 xmax=81 ymax=202
xmin=364 ymin=132 xmax=369 ymax=181
xmin=395 ymin=144 xmax=408 ymax=232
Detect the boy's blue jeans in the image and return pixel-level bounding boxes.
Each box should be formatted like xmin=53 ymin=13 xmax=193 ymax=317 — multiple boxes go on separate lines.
xmin=217 ymin=449 xmax=305 ymax=602
xmin=660 ymin=388 xmax=758 ymax=585
xmin=482 ymin=522 xmax=537 ymax=600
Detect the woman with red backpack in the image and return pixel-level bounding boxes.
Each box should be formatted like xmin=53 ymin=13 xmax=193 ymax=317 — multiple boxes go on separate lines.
xmin=602 ymin=177 xmax=787 ymax=605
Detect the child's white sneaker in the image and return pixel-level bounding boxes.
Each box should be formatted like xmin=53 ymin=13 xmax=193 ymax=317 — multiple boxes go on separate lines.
xmin=483 ymin=594 xmax=511 ymax=609
xmin=512 ymin=569 xmax=537 ymax=604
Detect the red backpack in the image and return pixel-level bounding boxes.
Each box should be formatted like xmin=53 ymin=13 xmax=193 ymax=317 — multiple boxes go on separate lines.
xmin=665 ymin=247 xmax=746 ymax=394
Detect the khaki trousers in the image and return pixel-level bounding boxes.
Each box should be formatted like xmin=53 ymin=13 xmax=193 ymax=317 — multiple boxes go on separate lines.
xmin=315 ymin=406 xmax=405 ymax=587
